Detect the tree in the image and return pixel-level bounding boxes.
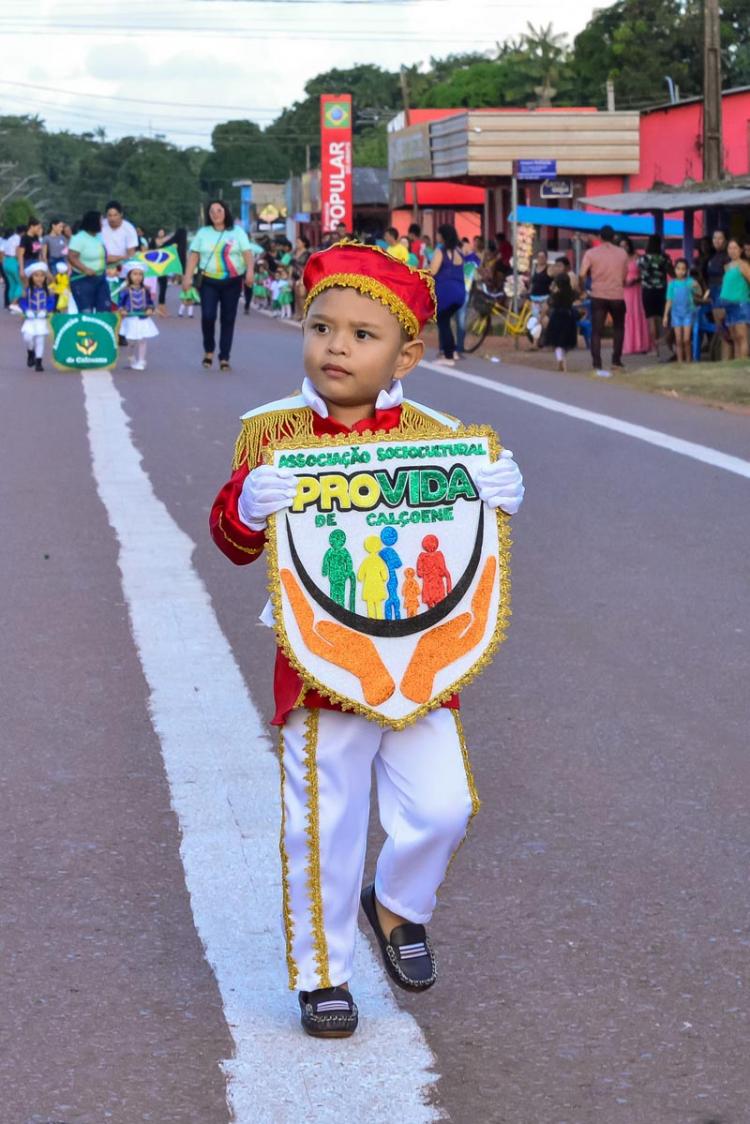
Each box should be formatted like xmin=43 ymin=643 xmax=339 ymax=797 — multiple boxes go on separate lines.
xmin=1 ymin=197 xmax=35 ymax=229
xmin=571 ymin=0 xmax=701 ymax=109
xmin=112 ymin=139 xmax=202 ymax=232
xmin=418 ymin=28 xmax=575 ymax=110
xmin=201 ymin=119 xmax=290 ymax=211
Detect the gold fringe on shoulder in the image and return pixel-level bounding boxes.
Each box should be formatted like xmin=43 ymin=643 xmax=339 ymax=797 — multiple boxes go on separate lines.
xmin=399 ymin=401 xmax=460 ymax=436
xmin=232 ymin=406 xmax=316 ymax=471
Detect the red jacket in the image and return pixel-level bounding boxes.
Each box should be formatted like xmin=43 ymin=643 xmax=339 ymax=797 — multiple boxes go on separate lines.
xmin=210 ymin=400 xmax=459 ymax=725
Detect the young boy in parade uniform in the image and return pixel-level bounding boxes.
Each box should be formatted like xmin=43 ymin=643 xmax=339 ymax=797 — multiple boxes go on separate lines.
xmin=210 ymin=242 xmax=524 ymax=1038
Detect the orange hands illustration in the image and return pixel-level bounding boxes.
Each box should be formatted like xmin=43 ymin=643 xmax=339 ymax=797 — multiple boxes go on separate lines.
xmin=400 ymin=556 xmax=497 ymax=704
xmin=280 ymin=569 xmax=396 ymax=705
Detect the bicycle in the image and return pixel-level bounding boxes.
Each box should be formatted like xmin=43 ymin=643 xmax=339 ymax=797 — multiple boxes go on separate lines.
xmin=463 ymin=287 xmax=533 ymax=352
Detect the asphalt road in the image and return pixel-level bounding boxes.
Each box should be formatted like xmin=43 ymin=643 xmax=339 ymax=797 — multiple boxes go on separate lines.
xmin=1 ymin=300 xmax=748 ymax=1124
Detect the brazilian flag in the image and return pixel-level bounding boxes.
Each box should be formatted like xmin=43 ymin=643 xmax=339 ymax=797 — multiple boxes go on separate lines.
xmin=324 ymin=100 xmax=351 ymax=129
xmin=134 ymin=246 xmax=183 ymax=276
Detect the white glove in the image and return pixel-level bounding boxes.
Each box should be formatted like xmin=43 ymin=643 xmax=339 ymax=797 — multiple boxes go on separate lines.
xmin=237 ymin=464 xmax=297 ymax=531
xmin=474 ymin=449 xmax=525 ymax=515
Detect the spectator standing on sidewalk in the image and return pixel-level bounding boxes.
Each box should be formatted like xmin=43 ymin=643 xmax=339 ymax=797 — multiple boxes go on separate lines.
xmin=579 ymin=225 xmax=628 ymax=377
xmin=638 ymin=234 xmax=673 ymax=357
xmin=621 ymin=236 xmax=650 ymax=355
xmin=430 ymin=222 xmax=465 ymax=367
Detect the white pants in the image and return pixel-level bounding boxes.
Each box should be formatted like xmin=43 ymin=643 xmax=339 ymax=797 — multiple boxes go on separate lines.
xmin=278 ymin=707 xmax=479 ymax=992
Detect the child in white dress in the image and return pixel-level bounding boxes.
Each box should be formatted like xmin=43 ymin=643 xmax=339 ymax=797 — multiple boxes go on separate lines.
xmin=117 ymin=261 xmax=159 ymax=369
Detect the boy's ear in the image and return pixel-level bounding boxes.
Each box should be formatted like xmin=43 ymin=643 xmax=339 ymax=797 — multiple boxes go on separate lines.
xmin=393 ymin=336 xmax=425 ymax=380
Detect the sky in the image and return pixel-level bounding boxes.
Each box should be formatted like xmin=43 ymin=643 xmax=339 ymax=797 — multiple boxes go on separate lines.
xmin=0 ymin=0 xmax=598 ymax=148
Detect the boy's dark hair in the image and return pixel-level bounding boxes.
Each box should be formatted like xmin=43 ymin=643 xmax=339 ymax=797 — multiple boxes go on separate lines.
xmin=557 ymin=255 xmax=571 ymax=269
xmin=204 ymin=199 xmax=234 ymax=229
xmin=27 ymin=216 xmax=40 ymax=228
xmin=385 ymin=226 xmax=399 ymax=240
xmin=408 ymin=223 xmax=421 ymax=237
xmin=105 ymin=200 xmax=123 ymax=214
xmin=297 ymin=234 xmax=310 ymax=249
xmin=674 ymin=257 xmax=689 ymax=269
xmin=80 ymin=210 xmax=102 ymax=235
xmin=599 ymin=225 xmax=615 ymax=243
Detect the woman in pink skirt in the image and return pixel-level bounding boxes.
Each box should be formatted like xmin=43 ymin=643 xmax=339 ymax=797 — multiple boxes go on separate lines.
xmin=622 ymin=237 xmax=650 ymax=354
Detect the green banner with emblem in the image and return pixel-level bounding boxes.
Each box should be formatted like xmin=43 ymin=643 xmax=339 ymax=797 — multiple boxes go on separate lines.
xmin=52 ymin=313 xmax=120 ymax=371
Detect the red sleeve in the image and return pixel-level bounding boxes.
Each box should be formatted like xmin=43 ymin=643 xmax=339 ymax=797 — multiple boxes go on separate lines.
xmin=209 ymin=464 xmax=267 ymax=566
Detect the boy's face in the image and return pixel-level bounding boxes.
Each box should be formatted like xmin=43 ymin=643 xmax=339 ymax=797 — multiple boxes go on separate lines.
xmin=303 ymin=287 xmax=424 ymax=413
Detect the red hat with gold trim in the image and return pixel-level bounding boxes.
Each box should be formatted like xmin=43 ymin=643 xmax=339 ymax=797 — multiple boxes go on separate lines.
xmin=302 ymin=240 xmax=436 ymax=338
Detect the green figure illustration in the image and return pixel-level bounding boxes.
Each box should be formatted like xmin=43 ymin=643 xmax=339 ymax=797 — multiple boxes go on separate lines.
xmin=357 ymin=535 xmax=389 ymax=619
xmin=321 ymin=529 xmax=356 ymax=612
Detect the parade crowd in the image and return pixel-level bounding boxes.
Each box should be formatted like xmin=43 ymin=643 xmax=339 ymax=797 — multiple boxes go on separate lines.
xmin=2 ymin=201 xmax=750 ymax=373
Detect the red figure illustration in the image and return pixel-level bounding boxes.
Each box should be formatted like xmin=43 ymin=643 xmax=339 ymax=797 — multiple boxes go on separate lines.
xmin=416 ymin=534 xmax=452 ymax=608
xmin=402 ymin=566 xmax=421 ymax=618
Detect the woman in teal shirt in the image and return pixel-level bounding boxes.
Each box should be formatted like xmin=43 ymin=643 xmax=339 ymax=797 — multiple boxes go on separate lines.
xmin=183 ymin=201 xmax=254 ymax=371
xmin=719 ymin=238 xmax=750 ymax=359
xmin=67 ymin=211 xmax=110 ymax=312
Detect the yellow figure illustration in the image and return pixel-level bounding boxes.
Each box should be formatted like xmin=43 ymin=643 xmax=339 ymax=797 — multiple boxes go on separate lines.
xmin=357 ymin=535 xmax=389 ymax=619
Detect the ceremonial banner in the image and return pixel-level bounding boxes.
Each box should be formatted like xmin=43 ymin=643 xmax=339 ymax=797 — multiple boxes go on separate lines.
xmin=52 ymin=312 xmax=120 ymax=371
xmin=320 ymin=93 xmax=353 ymax=233
xmin=133 ymin=246 xmax=183 ymax=276
xmin=266 ymin=427 xmax=510 ymax=728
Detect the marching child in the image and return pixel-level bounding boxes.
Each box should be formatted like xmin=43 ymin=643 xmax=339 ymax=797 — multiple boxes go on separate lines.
xmin=20 ymin=262 xmax=55 ymax=371
xmin=48 ymin=261 xmax=71 ymax=312
xmin=209 ymin=242 xmax=524 ymax=1038
xmin=252 ymin=257 xmax=271 ymax=310
xmin=178 ymin=284 xmax=200 ymax=318
xmin=663 ymin=257 xmax=701 ymax=363
xmin=117 ymin=261 xmax=159 ymax=370
xmin=274 ymin=264 xmax=293 ymax=318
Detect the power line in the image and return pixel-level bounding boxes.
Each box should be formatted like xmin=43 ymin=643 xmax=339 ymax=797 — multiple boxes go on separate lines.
xmin=0 ymin=79 xmax=282 ymax=114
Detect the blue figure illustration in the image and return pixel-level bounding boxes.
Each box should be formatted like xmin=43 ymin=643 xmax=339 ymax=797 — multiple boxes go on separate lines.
xmin=379 ymin=526 xmax=403 ymax=621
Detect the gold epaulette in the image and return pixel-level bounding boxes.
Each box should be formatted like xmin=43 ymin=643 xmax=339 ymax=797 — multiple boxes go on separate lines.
xmin=232 ymin=395 xmax=316 ymax=470
xmin=232 ymin=393 xmax=462 ymax=470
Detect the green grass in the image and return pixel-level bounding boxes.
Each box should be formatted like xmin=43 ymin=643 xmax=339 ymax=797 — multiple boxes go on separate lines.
xmin=609 ymin=359 xmax=750 ymax=407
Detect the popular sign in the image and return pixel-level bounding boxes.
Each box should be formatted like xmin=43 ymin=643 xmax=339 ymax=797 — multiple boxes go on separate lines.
xmin=266 ymin=428 xmax=510 ymax=727
xmin=320 ymin=93 xmax=353 ymax=233
xmin=51 ymin=312 xmax=120 ymax=371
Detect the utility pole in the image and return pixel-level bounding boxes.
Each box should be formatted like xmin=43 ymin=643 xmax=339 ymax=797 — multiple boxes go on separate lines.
xmin=703 ymin=0 xmax=723 ymax=182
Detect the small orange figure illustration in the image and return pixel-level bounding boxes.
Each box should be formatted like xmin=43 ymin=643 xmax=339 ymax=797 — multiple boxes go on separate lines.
xmin=357 ymin=535 xmax=389 ymax=618
xmin=416 ymin=534 xmax=452 ymax=608
xmin=402 ymin=567 xmax=421 ymax=618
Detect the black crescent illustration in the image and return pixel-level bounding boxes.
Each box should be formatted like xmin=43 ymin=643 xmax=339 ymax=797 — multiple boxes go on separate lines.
xmin=284 ymin=506 xmax=485 ymax=637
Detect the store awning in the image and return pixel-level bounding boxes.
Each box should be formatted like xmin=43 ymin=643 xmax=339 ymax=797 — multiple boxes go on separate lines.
xmin=508 ymin=205 xmax=684 ymax=237
xmin=579 ymin=186 xmax=750 ymax=212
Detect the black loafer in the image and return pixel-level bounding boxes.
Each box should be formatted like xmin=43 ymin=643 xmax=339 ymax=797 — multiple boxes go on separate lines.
xmin=298 ymin=986 xmax=358 ymax=1038
xmin=360 ymin=884 xmax=437 ymax=991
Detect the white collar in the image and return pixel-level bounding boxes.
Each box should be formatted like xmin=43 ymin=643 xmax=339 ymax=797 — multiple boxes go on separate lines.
xmin=300 ymin=376 xmax=403 ymax=419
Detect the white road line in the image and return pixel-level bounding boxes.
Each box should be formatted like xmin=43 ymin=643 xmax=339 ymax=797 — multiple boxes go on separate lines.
xmin=420 ymin=361 xmax=750 ymax=479
xmin=81 ymin=371 xmax=441 ymax=1123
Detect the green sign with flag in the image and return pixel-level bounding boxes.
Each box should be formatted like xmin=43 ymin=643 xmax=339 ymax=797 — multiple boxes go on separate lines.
xmin=323 ymin=100 xmax=351 ymax=129
xmin=52 ymin=312 xmax=120 ymax=371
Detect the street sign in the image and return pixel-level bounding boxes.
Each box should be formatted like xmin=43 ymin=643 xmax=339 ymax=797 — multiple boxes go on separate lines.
xmin=514 ymin=159 xmax=557 ymax=180
xmin=540 ymin=178 xmax=573 ymax=199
